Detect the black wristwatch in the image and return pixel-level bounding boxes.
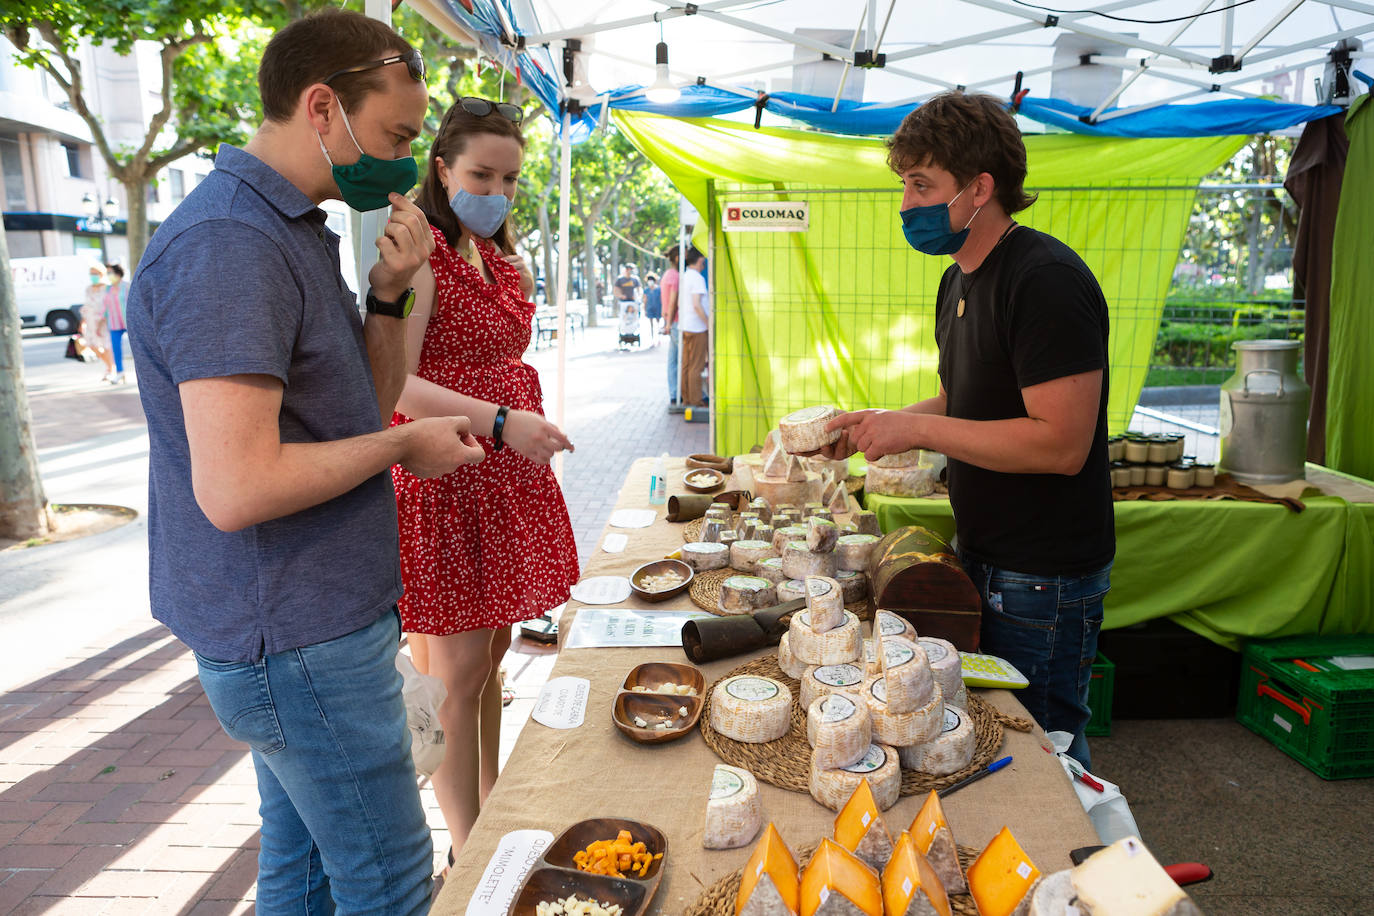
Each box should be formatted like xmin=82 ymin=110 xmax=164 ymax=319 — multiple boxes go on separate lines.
xmin=365 ymin=287 xmax=415 ymax=318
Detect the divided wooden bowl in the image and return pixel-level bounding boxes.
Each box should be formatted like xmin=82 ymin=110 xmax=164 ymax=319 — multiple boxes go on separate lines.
xmin=508 ymin=817 xmax=668 ymax=916
xmin=612 ymin=662 xmax=705 ymax=745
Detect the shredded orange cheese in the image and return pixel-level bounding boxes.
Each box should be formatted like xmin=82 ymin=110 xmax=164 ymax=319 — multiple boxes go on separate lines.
xmin=572 ymin=830 xmax=664 ymax=877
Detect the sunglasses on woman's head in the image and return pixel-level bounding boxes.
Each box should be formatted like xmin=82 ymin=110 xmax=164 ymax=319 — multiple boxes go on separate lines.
xmin=457 ymin=96 xmax=524 ymax=124
xmin=323 ymin=48 xmax=426 ymax=85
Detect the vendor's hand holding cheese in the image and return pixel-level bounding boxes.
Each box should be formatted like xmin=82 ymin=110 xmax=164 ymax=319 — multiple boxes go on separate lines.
xmin=826 ymin=92 xmax=1115 ymax=768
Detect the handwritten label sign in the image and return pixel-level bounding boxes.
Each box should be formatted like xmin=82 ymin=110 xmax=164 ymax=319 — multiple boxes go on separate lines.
xmin=531 ymin=677 xmax=590 ymax=729
xmin=464 ymin=829 xmax=554 ymax=916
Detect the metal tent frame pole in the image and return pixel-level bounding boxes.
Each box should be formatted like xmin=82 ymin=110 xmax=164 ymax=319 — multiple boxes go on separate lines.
xmin=554 ymin=107 xmax=572 ymax=483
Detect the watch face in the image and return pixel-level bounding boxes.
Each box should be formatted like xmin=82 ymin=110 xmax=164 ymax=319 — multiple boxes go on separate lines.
xmin=399 ymin=288 xmax=415 ymax=318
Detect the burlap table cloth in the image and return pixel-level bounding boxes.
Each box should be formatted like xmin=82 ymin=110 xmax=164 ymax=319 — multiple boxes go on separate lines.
xmin=431 ymin=458 xmax=1097 ymax=916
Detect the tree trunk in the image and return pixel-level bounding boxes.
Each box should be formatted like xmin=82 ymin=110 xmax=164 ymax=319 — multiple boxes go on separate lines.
xmin=0 ymin=228 xmax=53 ymax=541
xmin=123 ymin=175 xmax=150 ymax=275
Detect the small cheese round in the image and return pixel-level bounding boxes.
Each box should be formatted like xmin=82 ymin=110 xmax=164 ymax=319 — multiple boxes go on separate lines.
xmin=802 ymin=502 xmax=826 ymax=518
xmin=782 ymin=541 xmax=837 ymax=580
xmin=864 ymin=464 xmax=935 ymax=498
xmin=701 ymin=518 xmax=729 ymax=542
xmin=755 ymin=556 xmax=789 ymax=585
xmin=898 ymin=704 xmax=975 ymax=776
xmin=918 ymin=637 xmax=966 ymax=707
xmin=803 ymin=576 xmax=845 ymax=632
xmin=752 ymin=524 xmax=775 ymax=547
xmin=809 ymin=743 xmax=901 ymax=811
xmin=777 ymin=632 xmax=809 ymax=679
xmin=863 ymin=638 xmax=881 ymax=676
xmin=835 ymin=534 xmax=881 ymax=572
xmin=748 ymin=498 xmax=773 ymax=525
xmin=865 ymin=674 xmax=944 ymax=747
xmin=772 ymin=525 xmax=809 ymax=553
xmin=703 ymin=764 xmax=763 ymax=850
xmin=682 ymin=541 xmax=730 ymax=571
xmin=777 ymin=579 xmax=807 ymax=603
xmin=806 ymin=693 xmax=872 ymax=770
xmin=735 ymin=513 xmax=762 ymax=538
xmin=779 ymin=406 xmax=841 ymax=453
xmin=718 ymin=575 xmax=777 ymax=615
xmin=879 ymin=636 xmax=937 ymax=714
xmin=875 ymin=610 xmax=917 ymax=642
xmin=873 ymin=449 xmax=921 ymax=468
xmin=806 ymin=517 xmax=840 ymax=553
xmin=835 ymin=569 xmax=869 ymax=603
xmin=730 ymin=539 xmax=778 ymax=573
xmin=710 ymin=675 xmax=792 ymax=743
xmin=800 ymin=662 xmax=867 ymax=709
xmin=790 ymin=610 xmax=862 ymax=666
xmin=853 ymin=510 xmax=883 ymax=536
xmin=719 ymin=530 xmax=739 ymax=547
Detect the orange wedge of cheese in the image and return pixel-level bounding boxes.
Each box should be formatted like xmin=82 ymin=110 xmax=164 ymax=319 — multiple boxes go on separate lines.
xmin=908 ymin=791 xmax=966 ymax=895
xmin=883 ymin=831 xmax=952 ymax=916
xmin=738 ymin=822 xmax=800 ymax=916
xmin=967 ymin=826 xmax=1041 ymax=916
xmin=800 ymin=837 xmax=882 ymax=916
xmin=833 ymin=779 xmax=894 ymax=872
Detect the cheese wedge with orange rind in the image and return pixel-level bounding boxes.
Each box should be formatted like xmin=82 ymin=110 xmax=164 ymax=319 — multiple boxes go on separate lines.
xmin=833 ymin=779 xmax=895 ymax=872
xmin=909 ymin=791 xmax=967 ymax=896
xmin=738 ymin=823 xmax=800 ymax=916
xmin=800 ymin=837 xmax=882 ymax=916
xmin=882 ymin=831 xmax=952 ymax=916
xmin=966 ymin=826 xmax=1041 ymax=916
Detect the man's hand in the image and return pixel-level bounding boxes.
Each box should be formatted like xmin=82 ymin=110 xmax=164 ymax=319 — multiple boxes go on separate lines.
xmin=502 ymin=410 xmax=574 ymax=464
xmin=503 ymin=253 xmax=535 ymax=299
xmin=399 ymin=416 xmax=486 ymax=478
xmin=828 ymin=409 xmax=921 ymax=462
xmin=368 ymin=194 xmax=435 ymax=302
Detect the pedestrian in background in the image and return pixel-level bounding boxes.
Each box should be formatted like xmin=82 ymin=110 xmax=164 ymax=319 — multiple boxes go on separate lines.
xmin=643 ymin=272 xmax=661 ymax=337
xmin=81 ymin=263 xmax=116 ymax=381
xmin=100 ymin=264 xmax=128 ymax=385
xmin=679 ymin=247 xmax=710 ymax=407
xmin=660 ymin=246 xmax=682 ymax=412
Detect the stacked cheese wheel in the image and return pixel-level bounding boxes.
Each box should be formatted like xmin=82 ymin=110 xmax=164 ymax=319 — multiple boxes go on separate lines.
xmin=864 ymin=449 xmax=938 ymax=498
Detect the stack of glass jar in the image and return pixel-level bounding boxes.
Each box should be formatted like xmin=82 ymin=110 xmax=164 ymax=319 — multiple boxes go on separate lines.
xmin=1107 ymin=432 xmax=1216 ymax=489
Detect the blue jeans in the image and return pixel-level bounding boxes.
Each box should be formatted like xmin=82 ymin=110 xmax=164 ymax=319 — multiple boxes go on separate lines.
xmin=194 ymin=611 xmax=433 ymax=916
xmin=110 ymin=328 xmax=126 ymax=373
xmin=958 ymin=549 xmax=1111 ymax=769
xmin=667 ymin=325 xmax=681 ymax=403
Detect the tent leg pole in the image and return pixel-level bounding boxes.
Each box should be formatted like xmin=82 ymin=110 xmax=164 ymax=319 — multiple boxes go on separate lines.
xmin=555 ymin=110 xmax=573 ymax=483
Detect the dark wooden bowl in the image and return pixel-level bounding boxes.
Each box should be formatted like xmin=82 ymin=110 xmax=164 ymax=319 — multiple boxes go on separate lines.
xmin=629 ymin=559 xmax=694 ymax=603
xmin=621 ymin=661 xmax=705 ymax=696
xmin=682 ymin=467 xmax=726 ymax=493
xmin=507 ymin=865 xmax=649 ymax=916
xmin=612 ymin=692 xmax=703 ymax=744
xmin=543 ymin=818 xmax=668 ymax=880
xmin=685 ymin=453 xmax=732 ymax=472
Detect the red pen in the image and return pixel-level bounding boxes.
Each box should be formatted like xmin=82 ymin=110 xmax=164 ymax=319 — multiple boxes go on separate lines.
xmin=1064 ymin=756 xmax=1105 ymax=792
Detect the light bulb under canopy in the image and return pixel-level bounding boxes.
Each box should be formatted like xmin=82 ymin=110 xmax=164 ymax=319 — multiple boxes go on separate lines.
xmin=644 ymin=41 xmax=680 ymax=104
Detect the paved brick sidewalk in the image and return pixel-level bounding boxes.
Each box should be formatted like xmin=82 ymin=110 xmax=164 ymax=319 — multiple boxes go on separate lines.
xmin=1 ymin=326 xmax=706 ymax=913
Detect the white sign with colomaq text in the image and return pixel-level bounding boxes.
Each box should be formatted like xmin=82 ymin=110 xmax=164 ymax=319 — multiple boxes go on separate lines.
xmin=722 ymin=201 xmax=810 ymax=232
xmin=531 ymin=676 xmax=590 ymax=729
xmin=465 ymin=829 xmax=554 ymax=916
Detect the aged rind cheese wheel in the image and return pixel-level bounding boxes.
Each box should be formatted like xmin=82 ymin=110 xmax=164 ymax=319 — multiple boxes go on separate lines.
xmin=703 ymin=763 xmax=764 ymax=850
xmin=783 ymin=541 xmax=837 ymax=579
xmin=790 ymin=610 xmax=863 ymax=666
xmin=710 ymin=675 xmax=793 ymax=743
xmin=777 ymin=579 xmax=808 ymax=603
xmin=731 ymin=539 xmax=779 ymax=573
xmin=835 ymin=533 xmax=881 ymax=572
xmin=865 ymin=675 xmax=944 ymax=747
xmin=898 ymin=705 xmax=975 ymax=776
xmin=799 ymin=661 xmax=867 ymax=709
xmin=803 ymin=501 xmax=826 ymax=518
xmin=865 ymin=464 xmax=935 ymax=498
xmin=772 ymin=524 xmax=809 ymax=553
xmin=753 ymin=524 xmax=776 ymax=547
xmin=756 ymin=556 xmax=789 ymax=585
xmin=805 ymin=575 xmax=845 ymax=632
xmin=811 ymin=509 xmax=835 ymax=524
xmin=809 ymin=743 xmax=901 ymax=811
xmin=719 ymin=575 xmax=778 ymax=615
xmin=778 ymin=632 xmax=810 ymax=679
xmin=1027 ymin=870 xmax=1076 ymax=916
xmin=806 ymin=693 xmax=872 ymax=770
xmin=918 ymin=637 xmax=966 ymax=708
xmin=806 ymin=516 xmax=840 ymax=553
xmin=875 ymin=610 xmax=917 ymax=642
xmin=879 ymin=637 xmax=936 ymax=715
xmin=874 ymin=449 xmax=921 ymax=468
xmin=779 ymin=405 xmax=841 ymax=453
xmin=863 ymin=638 xmax=881 ymax=676
xmin=682 ymin=540 xmax=730 ymax=571
xmin=753 ymin=472 xmax=824 ymax=509
xmin=835 ymin=569 xmax=869 ymax=603
xmin=853 ymin=510 xmax=882 ymax=536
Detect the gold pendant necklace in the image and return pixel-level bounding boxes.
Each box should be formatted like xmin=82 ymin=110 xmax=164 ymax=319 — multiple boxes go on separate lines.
xmin=957 ymin=222 xmax=1018 ymax=318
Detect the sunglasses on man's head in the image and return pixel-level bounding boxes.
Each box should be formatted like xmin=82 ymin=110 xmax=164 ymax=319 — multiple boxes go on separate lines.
xmin=456 ymin=96 xmax=524 ymax=124
xmin=323 ymin=48 xmax=426 ymax=86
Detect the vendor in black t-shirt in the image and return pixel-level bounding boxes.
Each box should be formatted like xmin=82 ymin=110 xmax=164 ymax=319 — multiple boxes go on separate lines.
xmin=823 ymin=91 xmax=1115 ymax=768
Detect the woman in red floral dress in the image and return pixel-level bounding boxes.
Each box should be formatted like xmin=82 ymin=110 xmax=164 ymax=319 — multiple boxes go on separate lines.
xmin=391 ymin=98 xmax=579 ymax=859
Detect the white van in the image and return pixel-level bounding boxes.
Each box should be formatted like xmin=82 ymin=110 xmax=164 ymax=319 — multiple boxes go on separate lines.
xmin=11 ymin=255 xmax=94 ymax=335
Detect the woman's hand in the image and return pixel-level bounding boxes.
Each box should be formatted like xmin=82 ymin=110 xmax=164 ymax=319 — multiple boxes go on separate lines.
xmin=502 ymin=409 xmax=574 ymax=464
xmin=503 ymin=253 xmax=535 ymax=299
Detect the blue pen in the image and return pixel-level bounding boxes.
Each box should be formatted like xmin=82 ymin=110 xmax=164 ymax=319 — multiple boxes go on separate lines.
xmin=937 ymin=756 xmax=1013 ymax=798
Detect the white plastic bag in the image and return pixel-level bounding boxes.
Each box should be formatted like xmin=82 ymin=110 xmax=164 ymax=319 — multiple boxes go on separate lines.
xmin=396 ymin=651 xmax=447 ymax=777
xmin=1046 ymin=731 xmax=1142 ymax=846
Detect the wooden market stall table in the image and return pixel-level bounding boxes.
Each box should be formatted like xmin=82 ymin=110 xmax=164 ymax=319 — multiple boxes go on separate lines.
xmin=433 ymin=457 xmax=1098 ymax=916
xmin=864 ymin=464 xmax=1374 ymax=649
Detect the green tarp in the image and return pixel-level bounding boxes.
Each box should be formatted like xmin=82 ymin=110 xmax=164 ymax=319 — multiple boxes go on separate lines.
xmin=615 ymin=113 xmax=1246 ymax=455
xmin=1326 ymin=93 xmax=1374 ymax=481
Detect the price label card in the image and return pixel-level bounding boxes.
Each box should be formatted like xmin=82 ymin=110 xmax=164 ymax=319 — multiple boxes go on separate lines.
xmin=531 ymin=676 xmax=590 ymax=729
xmin=601 ymin=533 xmax=629 ymax=553
xmin=562 ymin=607 xmax=713 ymax=648
xmin=569 ymin=576 xmax=633 ymax=605
xmin=609 ymin=508 xmax=657 ymax=529
xmin=465 ymin=829 xmax=555 ymax=916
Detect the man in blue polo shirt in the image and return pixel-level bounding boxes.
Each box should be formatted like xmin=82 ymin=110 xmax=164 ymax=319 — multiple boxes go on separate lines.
xmin=127 ymin=10 xmax=484 ymax=913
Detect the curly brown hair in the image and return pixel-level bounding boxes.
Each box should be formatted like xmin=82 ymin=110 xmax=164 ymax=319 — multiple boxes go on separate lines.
xmin=887 ymin=91 xmax=1037 ymax=215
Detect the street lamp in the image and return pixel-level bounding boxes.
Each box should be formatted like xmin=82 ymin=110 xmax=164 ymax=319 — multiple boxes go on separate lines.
xmin=79 ymin=192 xmax=119 ymax=234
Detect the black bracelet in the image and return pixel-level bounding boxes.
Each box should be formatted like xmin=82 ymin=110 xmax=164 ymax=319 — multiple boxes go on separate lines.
xmin=492 ymin=405 xmax=510 ymax=451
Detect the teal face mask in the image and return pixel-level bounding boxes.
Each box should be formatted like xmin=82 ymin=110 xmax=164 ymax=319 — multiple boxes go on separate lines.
xmin=317 ymin=103 xmax=417 ymax=212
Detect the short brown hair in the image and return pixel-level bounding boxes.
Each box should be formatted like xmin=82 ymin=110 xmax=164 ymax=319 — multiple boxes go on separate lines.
xmin=259 ymin=9 xmax=415 ymax=122
xmin=887 ymin=91 xmax=1037 ymax=215
xmin=415 ymin=101 xmax=527 ymax=253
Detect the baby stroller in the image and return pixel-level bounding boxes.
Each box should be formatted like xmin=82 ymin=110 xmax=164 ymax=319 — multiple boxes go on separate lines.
xmin=617 ymin=301 xmax=642 ymax=349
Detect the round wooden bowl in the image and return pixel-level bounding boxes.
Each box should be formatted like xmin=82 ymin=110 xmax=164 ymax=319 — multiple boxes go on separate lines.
xmin=630 ymin=559 xmax=695 ymax=603
xmin=683 ymin=468 xmax=726 ymax=493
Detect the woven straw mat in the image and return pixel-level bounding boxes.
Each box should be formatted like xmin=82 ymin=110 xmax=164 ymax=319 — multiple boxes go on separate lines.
xmin=683 ymin=841 xmax=981 ymax=916
xmin=699 ymin=655 xmax=1031 ymax=794
xmin=689 ymin=569 xmax=871 ymax=620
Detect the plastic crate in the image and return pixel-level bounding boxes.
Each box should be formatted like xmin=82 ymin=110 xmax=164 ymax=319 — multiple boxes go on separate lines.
xmin=1086 ymin=654 xmax=1114 ymax=737
xmin=1236 ymin=635 xmax=1374 ymax=780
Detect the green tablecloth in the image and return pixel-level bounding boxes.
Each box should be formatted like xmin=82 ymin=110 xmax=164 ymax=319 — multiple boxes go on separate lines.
xmin=864 ymin=471 xmax=1374 ymax=650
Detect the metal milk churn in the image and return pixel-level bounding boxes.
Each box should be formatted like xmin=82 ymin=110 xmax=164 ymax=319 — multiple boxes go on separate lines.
xmin=1218 ymin=340 xmax=1310 ymax=484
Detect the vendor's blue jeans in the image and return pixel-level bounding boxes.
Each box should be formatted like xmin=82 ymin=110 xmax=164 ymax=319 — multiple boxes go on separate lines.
xmin=667 ymin=325 xmax=681 ymax=403
xmin=958 ymin=549 xmax=1111 ymax=770
xmin=193 ymin=611 xmax=432 ymax=916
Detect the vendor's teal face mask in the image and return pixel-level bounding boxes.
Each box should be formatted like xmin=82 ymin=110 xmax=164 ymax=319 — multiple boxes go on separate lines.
xmin=317 ymin=101 xmax=418 ymax=212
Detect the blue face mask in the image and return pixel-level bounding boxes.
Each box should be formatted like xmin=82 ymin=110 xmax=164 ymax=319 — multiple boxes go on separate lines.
xmin=448 ymin=187 xmax=513 ymax=239
xmin=317 ymin=103 xmax=418 ymax=212
xmin=900 ymin=180 xmax=981 ymax=256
